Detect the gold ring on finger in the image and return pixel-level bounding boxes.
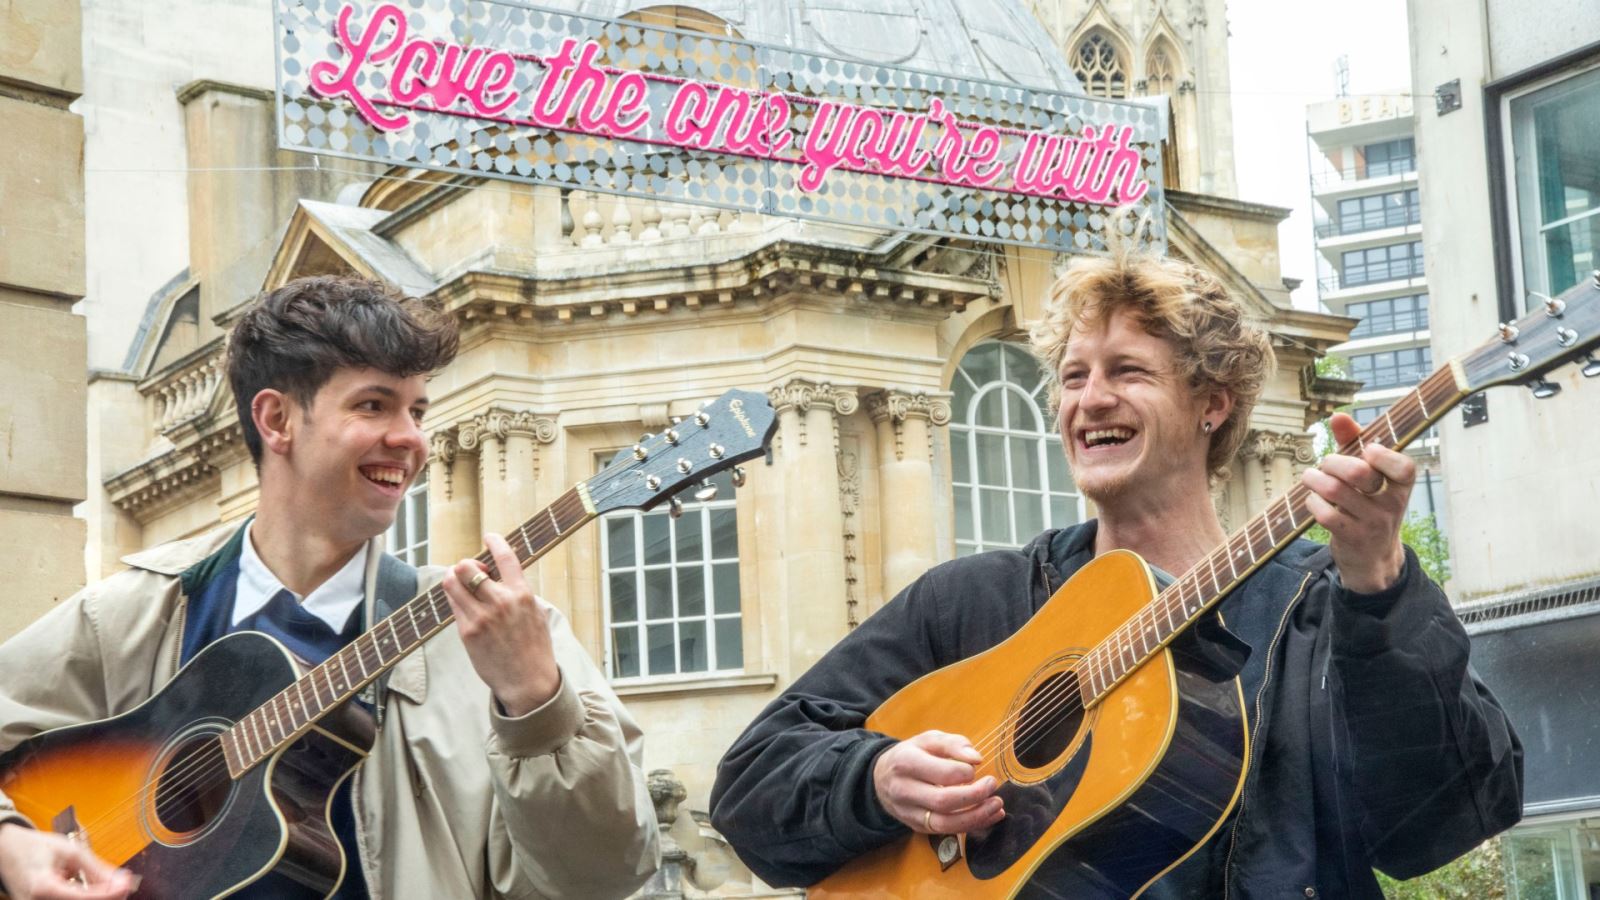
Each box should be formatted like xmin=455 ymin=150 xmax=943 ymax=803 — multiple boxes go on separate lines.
xmin=923 ymin=809 xmax=933 ymax=832
xmin=467 ymin=570 xmax=489 ymax=594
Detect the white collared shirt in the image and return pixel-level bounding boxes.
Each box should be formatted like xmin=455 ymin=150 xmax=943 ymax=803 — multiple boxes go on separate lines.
xmin=235 ymin=521 xmax=368 ymax=632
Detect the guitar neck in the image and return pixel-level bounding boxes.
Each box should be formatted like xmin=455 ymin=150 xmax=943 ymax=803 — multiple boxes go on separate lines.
xmin=218 ymin=484 xmax=598 ymax=777
xmin=1077 ymin=364 xmax=1469 ymax=708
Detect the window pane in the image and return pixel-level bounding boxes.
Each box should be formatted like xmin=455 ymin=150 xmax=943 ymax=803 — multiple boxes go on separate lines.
xmin=981 ymin=488 xmax=1012 ymax=544
xmin=976 ymin=433 xmax=1008 ymax=486
xmin=675 ymin=514 xmax=703 ymax=562
xmin=677 ymin=565 xmax=706 ymax=617
xmin=975 ymin=391 xmax=1006 ymax=428
xmin=1015 ymin=491 xmax=1044 ymax=541
xmin=1009 ymin=437 xmax=1041 ymax=491
xmin=1050 ymin=493 xmax=1080 ymax=528
xmin=712 ymin=562 xmax=740 ymax=614
xmin=392 ymin=504 xmax=408 ymax=550
xmin=612 ymin=627 xmax=639 ymax=678
xmin=643 ymin=513 xmax=671 ymax=565
xmin=715 ymin=619 xmax=743 ymax=669
xmin=952 ymin=372 xmax=975 ymax=420
xmin=415 ymin=501 xmax=428 ymax=545
xmin=1046 ymin=441 xmax=1070 ymax=491
xmin=1543 ymin=216 xmax=1598 ymax=294
xmin=679 ymin=620 xmax=707 ymax=673
xmin=607 ymin=517 xmax=635 ymax=568
xmin=709 ymin=508 xmax=738 ymax=559
xmin=647 ymin=624 xmax=676 ymax=675
xmin=1005 ymin=389 xmax=1038 ymax=432
xmin=610 ymin=572 xmax=638 ymax=623
xmin=1532 ymin=76 xmax=1600 ymax=224
xmin=955 ymin=488 xmax=975 ymax=541
xmin=951 ymin=432 xmax=971 ymax=483
xmin=962 ymin=342 xmax=1003 ymax=388
xmin=645 ymin=568 xmax=673 ymax=619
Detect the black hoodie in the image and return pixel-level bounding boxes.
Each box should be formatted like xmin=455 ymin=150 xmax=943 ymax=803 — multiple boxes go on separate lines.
xmin=710 ymin=522 xmax=1523 ymax=898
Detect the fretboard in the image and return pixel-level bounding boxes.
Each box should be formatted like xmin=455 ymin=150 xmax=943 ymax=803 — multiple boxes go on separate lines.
xmin=1075 ymin=364 xmax=1467 ymax=708
xmin=218 ymin=485 xmax=597 ymax=777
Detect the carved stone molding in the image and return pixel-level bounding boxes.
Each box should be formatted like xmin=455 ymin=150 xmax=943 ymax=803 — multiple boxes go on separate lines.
xmin=838 ymin=439 xmax=863 ymax=629
xmin=865 ymin=389 xmax=953 ymax=461
xmin=766 ymin=379 xmax=858 ymax=448
xmin=1237 ymin=429 xmax=1315 ymax=465
xmin=453 ymin=407 xmax=558 ymax=482
xmin=429 ymin=431 xmax=459 ymax=499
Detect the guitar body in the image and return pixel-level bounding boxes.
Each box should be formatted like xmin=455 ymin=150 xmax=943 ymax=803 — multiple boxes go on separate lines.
xmin=0 ymin=631 xmax=375 ymax=899
xmin=811 ymin=550 xmax=1250 ymax=900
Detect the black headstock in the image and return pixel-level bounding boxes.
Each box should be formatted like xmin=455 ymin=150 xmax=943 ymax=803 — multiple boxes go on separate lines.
xmin=1459 ymin=272 xmax=1600 ymax=395
xmin=588 ymin=389 xmax=776 ymax=515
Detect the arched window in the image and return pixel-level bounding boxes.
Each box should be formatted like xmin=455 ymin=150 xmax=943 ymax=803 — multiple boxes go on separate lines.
xmin=1146 ymin=43 xmax=1175 ymax=96
xmin=950 ymin=342 xmax=1085 ymax=556
xmin=1072 ymin=32 xmax=1128 ymax=99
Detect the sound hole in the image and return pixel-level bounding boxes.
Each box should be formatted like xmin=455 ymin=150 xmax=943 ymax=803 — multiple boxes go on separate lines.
xmin=153 ymin=734 xmax=232 ymax=836
xmin=1013 ymin=670 xmax=1085 ymax=770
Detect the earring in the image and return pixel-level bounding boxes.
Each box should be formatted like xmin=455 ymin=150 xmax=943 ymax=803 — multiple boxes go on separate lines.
xmin=1202 ymin=421 xmax=1214 ymax=433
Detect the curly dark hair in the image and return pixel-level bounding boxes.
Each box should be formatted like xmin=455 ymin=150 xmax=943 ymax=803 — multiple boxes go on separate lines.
xmin=226 ymin=276 xmax=459 ymax=465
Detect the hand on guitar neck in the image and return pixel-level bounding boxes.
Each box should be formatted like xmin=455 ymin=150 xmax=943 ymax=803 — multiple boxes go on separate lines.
xmin=441 ymin=533 xmax=563 ymax=718
xmin=1301 ymin=412 xmax=1416 ymax=595
xmin=0 ymin=822 xmax=137 ymax=900
xmin=871 ymin=731 xmax=1005 ymax=835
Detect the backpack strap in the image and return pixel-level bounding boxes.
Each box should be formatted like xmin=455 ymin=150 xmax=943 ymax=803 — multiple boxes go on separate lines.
xmin=360 ymin=553 xmax=420 ymax=726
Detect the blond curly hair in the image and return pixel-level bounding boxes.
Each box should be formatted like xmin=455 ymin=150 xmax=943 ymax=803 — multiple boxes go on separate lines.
xmin=1029 ymin=246 xmax=1274 ymax=481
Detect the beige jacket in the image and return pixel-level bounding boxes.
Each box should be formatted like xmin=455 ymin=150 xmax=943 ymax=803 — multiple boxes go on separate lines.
xmin=0 ymin=525 xmax=660 ymax=899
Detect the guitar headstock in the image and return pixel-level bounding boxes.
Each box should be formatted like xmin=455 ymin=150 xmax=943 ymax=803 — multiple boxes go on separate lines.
xmin=1458 ymin=272 xmax=1600 ymax=395
xmin=588 ymin=389 xmax=777 ymax=515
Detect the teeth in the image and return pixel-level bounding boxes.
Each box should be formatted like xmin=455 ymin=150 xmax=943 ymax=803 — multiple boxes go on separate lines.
xmin=362 ymin=467 xmax=406 ymax=485
xmin=1083 ymin=428 xmax=1134 ymax=446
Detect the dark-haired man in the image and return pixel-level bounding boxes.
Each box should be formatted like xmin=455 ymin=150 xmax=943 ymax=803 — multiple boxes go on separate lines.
xmin=710 ymin=249 xmax=1520 ymax=897
xmin=0 ymin=276 xmax=659 ymax=899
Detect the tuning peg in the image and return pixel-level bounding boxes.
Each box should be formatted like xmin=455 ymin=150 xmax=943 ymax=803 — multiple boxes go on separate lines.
xmin=1557 ymin=326 xmax=1578 ymax=347
xmin=1508 ymin=350 xmax=1530 ymax=372
xmin=709 ymin=443 xmax=725 ymax=459
xmin=640 ymin=432 xmax=655 ymax=442
xmin=676 ymin=458 xmax=692 ymax=473
xmin=1529 ymin=378 xmax=1562 ymax=399
xmin=671 ymin=416 xmax=682 ymax=425
xmin=664 ymin=428 xmax=680 ymax=445
xmin=693 ymin=480 xmax=719 ymax=502
xmin=632 ymin=444 xmax=648 ymax=460
xmin=694 ymin=410 xmax=710 ymax=427
xmin=645 ymin=474 xmax=661 ymax=491
xmin=1581 ymin=353 xmax=1600 ymax=378
xmin=668 ymin=497 xmax=685 ymax=519
xmin=730 ymin=466 xmax=747 ymax=488
xmin=1498 ymin=322 xmax=1520 ymax=343
xmin=1545 ymin=296 xmax=1566 ymax=317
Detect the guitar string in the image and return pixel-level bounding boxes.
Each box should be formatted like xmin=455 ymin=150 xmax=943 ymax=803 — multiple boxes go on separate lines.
xmin=62 ymin=460 xmax=653 ymax=854
xmin=957 ymin=384 xmax=1441 ymax=785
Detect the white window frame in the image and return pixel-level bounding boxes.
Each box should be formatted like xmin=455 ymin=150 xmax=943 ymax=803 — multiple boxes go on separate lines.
xmin=599 ymin=464 xmax=742 ymax=683
xmin=385 ymin=467 xmax=429 ymax=566
xmin=1501 ymin=60 xmax=1600 ymax=313
xmin=950 ymin=340 xmax=1087 ymax=556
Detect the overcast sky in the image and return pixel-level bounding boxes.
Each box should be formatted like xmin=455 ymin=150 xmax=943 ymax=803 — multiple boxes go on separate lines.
xmin=1225 ymin=0 xmax=1413 ymax=311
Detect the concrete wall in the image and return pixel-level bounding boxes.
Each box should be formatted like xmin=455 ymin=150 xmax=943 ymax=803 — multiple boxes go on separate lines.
xmin=0 ymin=0 xmax=87 ymax=639
xmin=1407 ymin=0 xmax=1600 ymax=599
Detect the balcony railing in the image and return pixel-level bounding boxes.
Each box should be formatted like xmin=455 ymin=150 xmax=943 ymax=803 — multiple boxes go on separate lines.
xmin=1310 ymin=157 xmax=1418 ymax=192
xmin=1350 ymin=308 xmax=1429 ymax=338
xmin=1314 ymin=205 xmax=1422 ymax=238
xmin=1340 ymin=256 xmax=1426 ymax=289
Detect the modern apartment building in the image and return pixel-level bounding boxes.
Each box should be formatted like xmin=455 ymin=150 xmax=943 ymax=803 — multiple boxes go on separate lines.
xmin=1307 ymin=93 xmax=1448 ymax=538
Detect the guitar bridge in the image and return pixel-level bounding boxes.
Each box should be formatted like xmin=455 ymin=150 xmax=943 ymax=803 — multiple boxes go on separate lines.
xmin=927 ymin=833 xmax=962 ymax=871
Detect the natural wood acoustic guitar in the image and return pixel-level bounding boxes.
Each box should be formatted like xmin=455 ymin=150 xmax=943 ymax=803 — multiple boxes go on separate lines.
xmin=811 ymin=277 xmax=1600 ymax=899
xmin=0 ymin=390 xmax=776 ymax=899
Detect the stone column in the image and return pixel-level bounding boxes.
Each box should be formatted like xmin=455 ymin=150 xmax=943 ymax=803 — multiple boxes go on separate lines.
xmin=768 ymin=379 xmax=857 ymax=673
xmin=427 ymin=429 xmax=480 ymax=565
xmin=867 ymin=389 xmax=952 ymax=598
xmin=637 ymin=769 xmax=689 ymax=899
xmin=467 ymin=407 xmax=557 ymax=543
xmin=1239 ymin=429 xmax=1272 ymax=519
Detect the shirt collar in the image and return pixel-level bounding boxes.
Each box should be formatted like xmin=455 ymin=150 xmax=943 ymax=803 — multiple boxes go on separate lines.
xmin=235 ymin=521 xmax=369 ymax=632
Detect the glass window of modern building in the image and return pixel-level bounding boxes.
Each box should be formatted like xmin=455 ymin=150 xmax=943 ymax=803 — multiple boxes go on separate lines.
xmin=1347 ymin=294 xmax=1429 ymax=337
xmin=1341 ymin=241 xmax=1425 ymax=287
xmin=1336 ymin=188 xmax=1421 ymax=234
xmin=1511 ymin=64 xmax=1600 ymax=300
xmin=1348 ymin=346 xmax=1432 ymax=389
xmin=1362 ymin=136 xmax=1416 ymax=178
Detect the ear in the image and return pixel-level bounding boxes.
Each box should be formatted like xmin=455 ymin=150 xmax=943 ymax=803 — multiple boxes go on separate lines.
xmin=252 ymin=389 xmax=296 ymax=459
xmin=1202 ymin=387 xmax=1234 ymax=431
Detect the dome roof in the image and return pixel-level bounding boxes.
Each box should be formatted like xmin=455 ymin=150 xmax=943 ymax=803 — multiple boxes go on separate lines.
xmin=556 ymin=0 xmax=1084 ymax=94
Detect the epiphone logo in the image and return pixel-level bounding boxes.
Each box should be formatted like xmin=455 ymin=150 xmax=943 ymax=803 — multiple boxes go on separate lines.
xmin=728 ymin=399 xmax=757 ymax=438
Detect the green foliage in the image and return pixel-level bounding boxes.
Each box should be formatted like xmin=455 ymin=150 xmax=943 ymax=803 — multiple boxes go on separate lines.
xmin=1301 ymin=511 xmax=1450 ymax=585
xmin=1316 ymin=352 xmax=1352 ymax=380
xmin=1377 ymin=838 xmax=1507 ymax=900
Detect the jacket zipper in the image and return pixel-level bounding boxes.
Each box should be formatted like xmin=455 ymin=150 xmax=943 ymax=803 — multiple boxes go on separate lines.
xmin=1222 ymin=571 xmax=1316 ymax=900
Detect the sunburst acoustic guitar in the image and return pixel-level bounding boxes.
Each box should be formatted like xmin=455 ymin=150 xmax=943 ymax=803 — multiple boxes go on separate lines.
xmin=0 ymin=390 xmax=777 ymax=899
xmin=811 ymin=276 xmax=1600 ymax=899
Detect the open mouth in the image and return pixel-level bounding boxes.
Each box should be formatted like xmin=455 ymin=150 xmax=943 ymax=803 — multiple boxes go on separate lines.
xmin=360 ymin=465 xmax=408 ymax=492
xmin=1077 ymin=426 xmax=1137 ymax=451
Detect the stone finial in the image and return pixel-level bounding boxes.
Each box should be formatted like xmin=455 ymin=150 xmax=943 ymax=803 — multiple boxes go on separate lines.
xmin=648 ymin=768 xmax=688 ymax=828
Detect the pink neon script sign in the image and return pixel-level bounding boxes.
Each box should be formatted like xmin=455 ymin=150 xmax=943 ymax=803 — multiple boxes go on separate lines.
xmin=307 ymin=3 xmax=1152 ymax=205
